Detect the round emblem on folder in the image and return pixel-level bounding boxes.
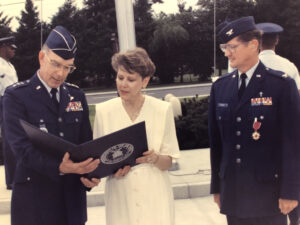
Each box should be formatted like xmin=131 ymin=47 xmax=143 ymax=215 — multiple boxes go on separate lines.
xmin=101 ymin=143 xmax=134 ymax=164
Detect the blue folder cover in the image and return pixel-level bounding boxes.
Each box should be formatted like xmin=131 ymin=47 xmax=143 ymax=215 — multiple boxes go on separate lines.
xmin=20 ymin=119 xmax=148 ymax=178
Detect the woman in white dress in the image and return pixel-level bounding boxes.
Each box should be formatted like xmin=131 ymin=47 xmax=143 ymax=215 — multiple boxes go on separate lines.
xmin=93 ymin=47 xmax=180 ymax=225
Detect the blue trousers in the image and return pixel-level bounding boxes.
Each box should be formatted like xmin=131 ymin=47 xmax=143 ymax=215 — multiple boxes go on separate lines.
xmin=226 ymin=214 xmax=287 ymax=225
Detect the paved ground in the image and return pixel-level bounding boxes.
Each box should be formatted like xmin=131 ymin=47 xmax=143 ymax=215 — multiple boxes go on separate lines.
xmin=0 ymin=148 xmax=227 ymax=225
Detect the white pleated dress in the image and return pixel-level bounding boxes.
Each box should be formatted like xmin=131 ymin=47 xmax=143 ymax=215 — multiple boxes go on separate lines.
xmin=93 ymin=95 xmax=180 ymax=225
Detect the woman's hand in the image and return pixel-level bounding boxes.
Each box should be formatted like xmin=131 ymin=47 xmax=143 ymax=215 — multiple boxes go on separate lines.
xmin=136 ymin=149 xmax=159 ymax=164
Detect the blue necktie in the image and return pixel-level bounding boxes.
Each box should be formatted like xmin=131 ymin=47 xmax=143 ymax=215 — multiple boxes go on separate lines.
xmin=50 ymin=88 xmax=59 ymax=108
xmin=238 ymin=73 xmax=247 ymax=100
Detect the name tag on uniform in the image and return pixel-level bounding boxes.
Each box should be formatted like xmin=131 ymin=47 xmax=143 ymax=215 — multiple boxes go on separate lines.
xmin=217 ymin=103 xmax=228 ymax=107
xmin=65 ymin=101 xmax=83 ymax=112
xmin=251 ymin=97 xmax=272 ymax=106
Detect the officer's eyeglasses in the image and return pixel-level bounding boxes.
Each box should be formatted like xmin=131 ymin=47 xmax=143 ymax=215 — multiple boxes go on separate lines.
xmin=219 ymin=43 xmax=241 ymax=53
xmin=44 ymin=53 xmax=76 ymax=74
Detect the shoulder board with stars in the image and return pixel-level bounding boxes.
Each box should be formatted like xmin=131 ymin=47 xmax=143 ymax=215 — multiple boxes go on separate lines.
xmin=265 ymin=67 xmax=290 ymax=80
xmin=9 ymin=80 xmax=30 ymax=89
xmin=65 ymin=82 xmax=79 ymax=89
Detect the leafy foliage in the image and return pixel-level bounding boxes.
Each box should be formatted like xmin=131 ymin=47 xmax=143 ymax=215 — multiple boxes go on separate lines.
xmin=0 ymin=11 xmax=13 ymax=36
xmin=14 ymin=0 xmax=43 ymax=81
xmin=175 ymin=96 xmax=209 ymax=150
xmin=150 ymin=14 xmax=189 ymax=83
xmin=7 ymin=0 xmax=300 ymax=86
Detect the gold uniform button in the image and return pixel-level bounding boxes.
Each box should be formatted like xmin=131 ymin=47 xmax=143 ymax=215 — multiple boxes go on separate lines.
xmin=236 ymin=117 xmax=242 ymax=122
xmin=59 ymin=132 xmax=64 ymax=137
xmin=236 ymin=158 xmax=241 ymax=164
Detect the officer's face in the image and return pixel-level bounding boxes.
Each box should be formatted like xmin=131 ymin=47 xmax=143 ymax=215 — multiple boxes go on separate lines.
xmin=116 ymin=67 xmax=150 ymax=102
xmin=39 ymin=50 xmax=75 ymax=88
xmin=223 ymin=37 xmax=258 ymax=72
xmin=6 ymin=46 xmax=16 ymax=59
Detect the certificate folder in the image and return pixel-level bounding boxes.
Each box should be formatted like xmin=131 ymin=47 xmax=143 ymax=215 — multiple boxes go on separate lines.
xmin=20 ymin=119 xmax=148 ymax=178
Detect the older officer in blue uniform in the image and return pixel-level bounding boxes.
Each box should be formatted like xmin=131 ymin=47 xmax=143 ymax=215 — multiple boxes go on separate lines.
xmin=209 ymin=16 xmax=300 ymax=225
xmin=3 ymin=26 xmax=100 ymax=225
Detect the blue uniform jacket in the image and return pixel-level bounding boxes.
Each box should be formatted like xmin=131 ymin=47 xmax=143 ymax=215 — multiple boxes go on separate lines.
xmin=3 ymin=73 xmax=92 ymax=225
xmin=209 ymin=62 xmax=300 ymax=218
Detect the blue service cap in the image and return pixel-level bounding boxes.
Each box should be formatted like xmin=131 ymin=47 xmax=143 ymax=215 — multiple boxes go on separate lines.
xmin=0 ymin=36 xmax=17 ymax=48
xmin=256 ymin=22 xmax=283 ymax=34
xmin=217 ymin=16 xmax=257 ymax=43
xmin=45 ymin=26 xmax=77 ymax=59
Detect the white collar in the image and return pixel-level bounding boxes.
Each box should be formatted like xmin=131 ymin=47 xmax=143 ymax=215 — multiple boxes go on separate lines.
xmin=37 ymin=70 xmax=60 ymax=96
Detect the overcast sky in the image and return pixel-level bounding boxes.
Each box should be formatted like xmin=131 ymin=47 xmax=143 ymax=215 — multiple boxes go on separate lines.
xmin=1 ymin=0 xmax=199 ymax=31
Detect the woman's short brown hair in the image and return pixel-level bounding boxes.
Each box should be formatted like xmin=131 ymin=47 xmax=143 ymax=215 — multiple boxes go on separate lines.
xmin=111 ymin=47 xmax=156 ymax=79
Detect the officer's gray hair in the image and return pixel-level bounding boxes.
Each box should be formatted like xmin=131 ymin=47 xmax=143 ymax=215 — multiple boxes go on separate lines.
xmin=41 ymin=44 xmax=50 ymax=54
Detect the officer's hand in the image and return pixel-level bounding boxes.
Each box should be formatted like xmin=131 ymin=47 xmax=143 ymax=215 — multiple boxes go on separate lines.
xmin=213 ymin=193 xmax=221 ymax=209
xmin=114 ymin=165 xmax=131 ymax=178
xmin=59 ymin=152 xmax=100 ymax=175
xmin=80 ymin=177 xmax=101 ymax=188
xmin=279 ymin=198 xmax=298 ymax=214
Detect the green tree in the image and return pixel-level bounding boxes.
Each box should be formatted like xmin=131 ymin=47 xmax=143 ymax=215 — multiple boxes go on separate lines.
xmin=0 ymin=11 xmax=13 ymax=36
xmin=133 ymin=0 xmax=163 ymax=49
xmin=150 ymin=14 xmax=189 ymax=83
xmin=14 ymin=0 xmax=42 ymax=81
xmin=175 ymin=9 xmax=213 ymax=82
xmin=51 ymin=0 xmax=79 ymax=29
xmin=73 ymin=0 xmax=117 ymax=88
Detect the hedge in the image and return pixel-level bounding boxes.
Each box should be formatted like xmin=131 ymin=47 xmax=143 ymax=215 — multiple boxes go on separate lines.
xmin=175 ymin=96 xmax=209 ymax=150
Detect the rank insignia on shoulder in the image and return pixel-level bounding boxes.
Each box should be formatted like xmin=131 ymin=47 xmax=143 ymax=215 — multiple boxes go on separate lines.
xmin=66 ymin=82 xmax=79 ymax=88
xmin=282 ymin=73 xmax=288 ymax=78
xmin=66 ymin=101 xmax=83 ymax=112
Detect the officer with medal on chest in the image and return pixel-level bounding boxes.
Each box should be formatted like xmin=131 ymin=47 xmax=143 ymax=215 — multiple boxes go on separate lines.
xmin=0 ymin=36 xmax=18 ymax=190
xmin=3 ymin=26 xmax=100 ymax=225
xmin=209 ymin=16 xmax=300 ymax=225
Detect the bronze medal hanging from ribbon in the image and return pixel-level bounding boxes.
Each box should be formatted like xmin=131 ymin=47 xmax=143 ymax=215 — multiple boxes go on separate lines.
xmin=252 ymin=117 xmax=261 ymax=140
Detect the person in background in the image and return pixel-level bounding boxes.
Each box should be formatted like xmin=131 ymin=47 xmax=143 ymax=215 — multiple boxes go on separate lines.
xmin=257 ymin=21 xmax=300 ymax=225
xmin=257 ymin=22 xmax=300 ymax=93
xmin=0 ymin=36 xmax=18 ymax=190
xmin=93 ymin=47 xmax=180 ymax=225
xmin=3 ymin=26 xmax=100 ymax=225
xmin=209 ymin=16 xmax=300 ymax=225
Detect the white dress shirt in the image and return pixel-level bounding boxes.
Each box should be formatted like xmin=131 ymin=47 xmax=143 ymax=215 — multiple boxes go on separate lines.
xmin=259 ymin=50 xmax=300 ymax=89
